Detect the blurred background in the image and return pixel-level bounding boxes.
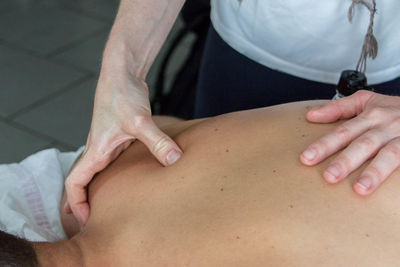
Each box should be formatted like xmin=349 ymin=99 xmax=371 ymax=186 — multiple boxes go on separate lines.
xmin=0 ymin=0 xmax=210 ymax=163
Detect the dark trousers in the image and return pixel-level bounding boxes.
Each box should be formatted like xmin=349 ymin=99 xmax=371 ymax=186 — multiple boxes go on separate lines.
xmin=194 ymin=25 xmax=400 ymax=118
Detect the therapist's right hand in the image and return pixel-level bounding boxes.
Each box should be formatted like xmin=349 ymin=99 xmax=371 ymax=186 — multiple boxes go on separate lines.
xmin=64 ymin=74 xmax=183 ymax=227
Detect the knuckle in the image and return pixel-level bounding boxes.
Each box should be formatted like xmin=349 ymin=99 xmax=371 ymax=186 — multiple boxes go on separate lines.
xmin=391 ymin=117 xmax=400 ymax=129
xmin=356 ymin=135 xmax=376 ymax=148
xmin=354 ymin=90 xmax=371 ymax=99
xmin=132 ymin=115 xmax=150 ymax=130
xmin=333 ymin=155 xmax=352 ymax=174
xmin=90 ymin=161 xmax=104 ymax=174
xmin=152 ymin=135 xmax=172 ymax=155
xmin=365 ymin=166 xmax=384 ymax=183
xmin=317 ymin=138 xmax=330 ymax=151
xmin=334 ymin=125 xmax=352 ymax=143
xmin=364 ymin=107 xmax=387 ymax=120
xmin=88 ymin=156 xmax=107 ymax=173
xmin=311 ymin=138 xmax=331 ymax=158
xmin=382 ymin=144 xmax=400 ymax=162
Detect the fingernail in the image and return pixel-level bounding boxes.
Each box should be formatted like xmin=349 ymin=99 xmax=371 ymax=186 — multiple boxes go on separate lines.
xmin=325 ymin=165 xmax=340 ymax=182
xmin=166 ymin=149 xmax=182 ymax=165
xmin=357 ymin=177 xmax=372 ymax=191
xmin=302 ymin=148 xmax=316 ymax=161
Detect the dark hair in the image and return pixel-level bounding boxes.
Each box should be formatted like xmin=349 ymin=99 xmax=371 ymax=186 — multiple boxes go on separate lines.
xmin=0 ymin=230 xmax=38 ymax=267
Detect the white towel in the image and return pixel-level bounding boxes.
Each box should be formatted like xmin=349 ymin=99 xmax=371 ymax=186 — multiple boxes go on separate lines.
xmin=0 ymin=147 xmax=83 ymax=242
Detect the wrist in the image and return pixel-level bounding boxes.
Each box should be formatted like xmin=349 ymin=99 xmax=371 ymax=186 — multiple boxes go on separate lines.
xmin=100 ymin=30 xmax=147 ymax=82
xmin=100 ymin=45 xmax=141 ymax=81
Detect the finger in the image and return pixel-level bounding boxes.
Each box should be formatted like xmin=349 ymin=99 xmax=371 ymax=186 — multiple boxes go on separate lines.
xmin=134 ymin=117 xmax=183 ymax=166
xmin=322 ymin=129 xmax=389 ymax=183
xmin=300 ymin=115 xmax=372 ymax=165
xmin=65 ymin=152 xmax=101 ymax=226
xmin=353 ymin=137 xmax=400 ymax=195
xmin=306 ymin=90 xmax=374 ymax=123
xmin=65 ymin=169 xmax=91 ymax=226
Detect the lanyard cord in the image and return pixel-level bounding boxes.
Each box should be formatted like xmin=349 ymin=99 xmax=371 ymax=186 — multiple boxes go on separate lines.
xmin=348 ymin=0 xmax=378 ymax=73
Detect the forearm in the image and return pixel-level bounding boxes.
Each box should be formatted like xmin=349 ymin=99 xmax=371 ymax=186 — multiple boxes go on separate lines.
xmin=101 ymin=0 xmax=186 ymax=81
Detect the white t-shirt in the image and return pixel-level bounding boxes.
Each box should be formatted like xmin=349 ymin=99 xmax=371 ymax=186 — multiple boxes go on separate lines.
xmin=210 ymin=0 xmax=400 ymax=85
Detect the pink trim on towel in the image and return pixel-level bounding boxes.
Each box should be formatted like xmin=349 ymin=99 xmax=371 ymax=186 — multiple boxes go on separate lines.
xmin=9 ymin=164 xmax=60 ymax=241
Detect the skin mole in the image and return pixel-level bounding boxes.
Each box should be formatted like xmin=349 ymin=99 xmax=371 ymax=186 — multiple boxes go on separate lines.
xmin=289 ymin=204 xmax=294 ymax=208
xmin=225 ymin=149 xmax=230 ymax=152
xmin=220 ymin=188 xmax=224 ymax=192
xmin=214 ymin=128 xmax=219 ymax=132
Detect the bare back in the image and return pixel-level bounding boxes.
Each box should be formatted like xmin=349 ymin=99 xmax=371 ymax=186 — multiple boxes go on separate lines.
xmin=67 ymin=100 xmax=400 ymax=266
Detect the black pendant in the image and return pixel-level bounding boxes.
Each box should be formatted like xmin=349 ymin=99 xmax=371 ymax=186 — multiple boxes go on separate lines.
xmin=334 ymin=70 xmax=374 ymax=99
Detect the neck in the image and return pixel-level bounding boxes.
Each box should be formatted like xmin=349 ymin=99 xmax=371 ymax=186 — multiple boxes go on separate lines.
xmin=33 ymin=239 xmax=84 ymax=266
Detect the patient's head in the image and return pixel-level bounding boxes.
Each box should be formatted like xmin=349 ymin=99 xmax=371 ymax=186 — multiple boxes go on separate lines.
xmin=0 ymin=230 xmax=38 ymax=266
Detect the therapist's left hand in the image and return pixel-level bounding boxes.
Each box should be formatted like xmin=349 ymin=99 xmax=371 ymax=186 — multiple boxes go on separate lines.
xmin=300 ymin=90 xmax=400 ymax=195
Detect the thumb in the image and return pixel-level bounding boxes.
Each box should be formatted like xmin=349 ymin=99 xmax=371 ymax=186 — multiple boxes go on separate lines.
xmin=306 ymin=90 xmax=373 ymax=123
xmin=135 ymin=118 xmax=183 ymax=166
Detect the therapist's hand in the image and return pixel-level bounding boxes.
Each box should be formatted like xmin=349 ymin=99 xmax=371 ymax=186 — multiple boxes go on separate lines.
xmin=64 ymin=75 xmax=183 ymax=227
xmin=300 ymin=90 xmax=400 ymax=195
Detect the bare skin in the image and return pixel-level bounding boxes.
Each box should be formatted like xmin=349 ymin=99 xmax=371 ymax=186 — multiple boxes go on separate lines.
xmin=66 ymin=0 xmax=400 ymax=230
xmin=39 ymin=100 xmax=400 ymax=266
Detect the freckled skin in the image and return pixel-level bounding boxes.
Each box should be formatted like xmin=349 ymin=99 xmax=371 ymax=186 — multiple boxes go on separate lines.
xmin=61 ymin=100 xmax=400 ymax=266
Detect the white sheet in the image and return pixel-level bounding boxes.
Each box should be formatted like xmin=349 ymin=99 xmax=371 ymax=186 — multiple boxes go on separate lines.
xmin=0 ymin=147 xmax=83 ymax=242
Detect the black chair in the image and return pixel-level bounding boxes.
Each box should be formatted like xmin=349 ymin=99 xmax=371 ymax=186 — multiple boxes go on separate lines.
xmin=151 ymin=0 xmax=211 ymax=119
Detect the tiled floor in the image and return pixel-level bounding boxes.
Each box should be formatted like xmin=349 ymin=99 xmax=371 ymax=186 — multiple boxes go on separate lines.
xmin=0 ymin=0 xmax=195 ymax=163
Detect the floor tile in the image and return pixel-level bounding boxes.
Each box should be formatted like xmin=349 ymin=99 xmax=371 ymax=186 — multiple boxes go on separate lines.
xmin=0 ymin=45 xmax=86 ymax=117
xmin=61 ymin=0 xmax=119 ymax=22
xmin=14 ymin=79 xmax=97 ymax=148
xmin=53 ymin=30 xmax=109 ymax=73
xmin=0 ymin=0 xmax=54 ymax=12
xmin=0 ymin=0 xmax=17 ymax=12
xmin=0 ymin=7 xmax=107 ymax=55
xmin=0 ymin=120 xmax=51 ymax=163
xmin=42 ymin=141 xmax=76 ymax=152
